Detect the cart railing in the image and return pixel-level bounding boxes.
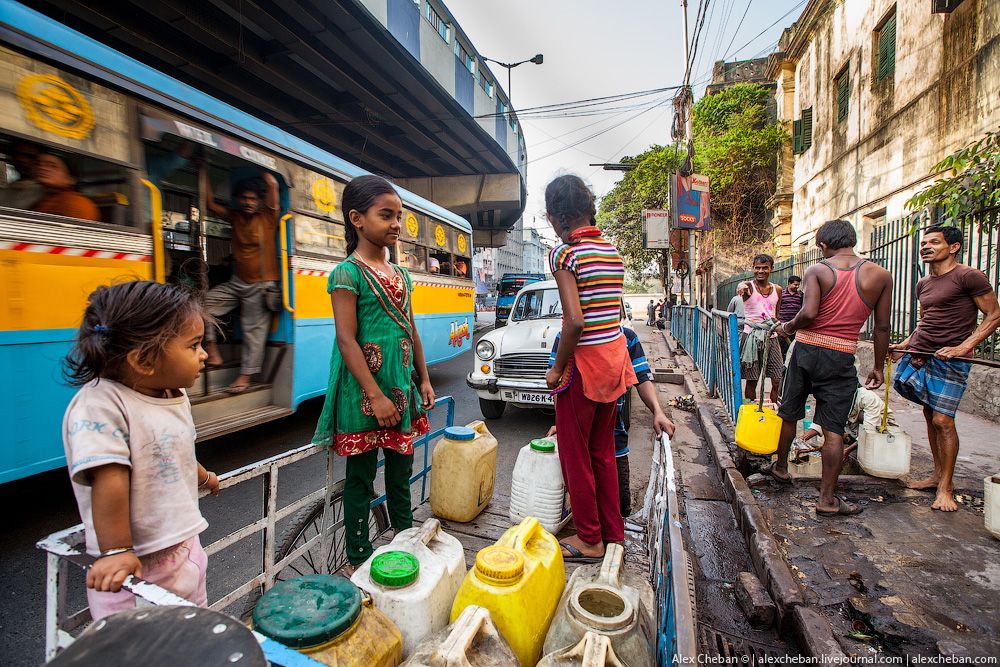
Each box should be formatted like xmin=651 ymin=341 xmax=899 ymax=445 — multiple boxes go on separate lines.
xmin=37 ymin=396 xmax=455 ymax=661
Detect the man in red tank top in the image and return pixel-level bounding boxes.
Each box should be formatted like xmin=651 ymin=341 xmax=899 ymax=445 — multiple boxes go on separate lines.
xmin=765 ymin=220 xmax=893 ymax=516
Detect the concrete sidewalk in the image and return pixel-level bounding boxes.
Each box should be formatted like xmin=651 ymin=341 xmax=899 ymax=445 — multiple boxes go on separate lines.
xmin=663 ymin=327 xmax=1000 ymax=659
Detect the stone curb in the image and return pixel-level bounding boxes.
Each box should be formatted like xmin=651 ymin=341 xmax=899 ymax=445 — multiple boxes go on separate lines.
xmin=660 ymin=330 xmax=846 ymax=659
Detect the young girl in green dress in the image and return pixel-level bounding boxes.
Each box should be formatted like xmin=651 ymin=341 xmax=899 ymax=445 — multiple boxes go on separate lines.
xmin=314 ymin=175 xmax=435 ymax=572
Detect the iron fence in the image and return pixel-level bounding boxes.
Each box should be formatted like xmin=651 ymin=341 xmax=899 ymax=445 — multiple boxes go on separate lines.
xmin=716 ymin=249 xmax=822 ymax=310
xmin=671 ymin=306 xmax=743 ymax=422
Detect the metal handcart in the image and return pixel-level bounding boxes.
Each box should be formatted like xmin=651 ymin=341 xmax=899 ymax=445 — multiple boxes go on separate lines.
xmin=37 ymin=396 xmax=455 ymax=663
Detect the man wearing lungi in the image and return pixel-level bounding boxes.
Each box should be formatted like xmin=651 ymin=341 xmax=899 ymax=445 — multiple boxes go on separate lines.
xmin=892 ymin=225 xmax=1000 ymax=512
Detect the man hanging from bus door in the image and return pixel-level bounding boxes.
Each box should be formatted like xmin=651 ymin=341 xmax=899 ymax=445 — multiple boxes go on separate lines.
xmin=201 ymin=162 xmax=281 ymax=394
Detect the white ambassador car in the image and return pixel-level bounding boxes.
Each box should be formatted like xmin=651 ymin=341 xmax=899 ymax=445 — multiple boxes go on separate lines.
xmin=467 ymin=279 xmax=562 ymax=419
xmin=467 ymin=280 xmax=632 ymax=421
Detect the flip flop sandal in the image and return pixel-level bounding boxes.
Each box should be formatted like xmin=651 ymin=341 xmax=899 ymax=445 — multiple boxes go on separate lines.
xmin=224 ymin=383 xmax=252 ymax=395
xmin=760 ymin=462 xmax=794 ymax=485
xmin=559 ymin=542 xmax=604 ymax=564
xmin=815 ymin=497 xmax=863 ymax=517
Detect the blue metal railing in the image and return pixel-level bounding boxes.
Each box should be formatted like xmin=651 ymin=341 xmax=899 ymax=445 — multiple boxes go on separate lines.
xmin=671 ymin=306 xmax=743 ymax=422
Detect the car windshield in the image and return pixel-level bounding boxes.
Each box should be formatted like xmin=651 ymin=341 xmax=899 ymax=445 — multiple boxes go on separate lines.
xmin=511 ymin=288 xmax=562 ymax=321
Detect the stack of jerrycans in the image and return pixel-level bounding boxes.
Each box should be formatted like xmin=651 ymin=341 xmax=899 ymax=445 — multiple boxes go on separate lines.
xmin=509 ymin=435 xmax=572 ymax=534
xmin=431 ymin=422 xmax=498 ymax=522
xmin=540 ymin=544 xmax=656 ymax=666
xmin=450 ymin=517 xmax=565 ymax=666
xmin=351 ymin=518 xmax=465 ymax=657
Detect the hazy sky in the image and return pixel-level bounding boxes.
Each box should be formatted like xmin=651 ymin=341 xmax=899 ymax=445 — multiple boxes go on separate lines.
xmin=443 ymin=0 xmax=807 ymax=237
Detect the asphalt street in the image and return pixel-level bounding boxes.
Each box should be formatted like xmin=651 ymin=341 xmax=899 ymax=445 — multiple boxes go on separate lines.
xmin=0 ymin=312 xmax=561 ymax=665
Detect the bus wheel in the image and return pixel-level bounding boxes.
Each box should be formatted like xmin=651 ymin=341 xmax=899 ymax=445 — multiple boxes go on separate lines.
xmin=479 ymin=398 xmax=506 ymax=419
xmin=239 ymin=490 xmax=390 ymax=619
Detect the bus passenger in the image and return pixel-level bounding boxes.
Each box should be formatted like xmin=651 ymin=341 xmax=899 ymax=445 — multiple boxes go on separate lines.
xmin=544 ymin=174 xmax=637 ymax=563
xmin=0 ymin=140 xmax=44 ymax=209
xmin=30 ymin=153 xmax=100 ymax=222
xmin=313 ymin=175 xmax=435 ymax=575
xmin=428 ymin=257 xmax=440 ymax=274
xmin=201 ymin=168 xmax=280 ymax=394
xmin=62 ymin=281 xmax=220 ymax=620
xmin=454 ymin=260 xmax=468 ymax=277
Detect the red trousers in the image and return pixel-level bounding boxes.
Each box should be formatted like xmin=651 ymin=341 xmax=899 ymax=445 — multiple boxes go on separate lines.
xmin=555 ymin=368 xmax=624 ymax=544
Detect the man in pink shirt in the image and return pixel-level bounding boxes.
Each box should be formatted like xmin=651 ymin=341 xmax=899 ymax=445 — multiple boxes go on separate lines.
xmin=738 ymin=254 xmax=783 ymax=404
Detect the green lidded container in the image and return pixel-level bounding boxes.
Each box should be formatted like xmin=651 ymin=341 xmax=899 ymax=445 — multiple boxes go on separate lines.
xmin=253 ymin=574 xmax=362 ymax=649
xmin=530 ymin=437 xmax=556 ymax=453
xmin=370 ymin=550 xmax=420 ymax=588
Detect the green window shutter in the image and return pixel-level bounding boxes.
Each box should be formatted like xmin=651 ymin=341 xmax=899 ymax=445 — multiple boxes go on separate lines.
xmin=802 ymin=107 xmax=813 ymax=150
xmin=793 ymin=118 xmax=803 ymax=154
xmin=878 ymin=13 xmax=896 ymax=81
xmin=837 ymin=67 xmax=849 ymax=122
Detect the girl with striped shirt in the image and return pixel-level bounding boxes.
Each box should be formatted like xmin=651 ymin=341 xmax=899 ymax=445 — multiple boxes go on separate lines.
xmin=544 ymin=175 xmax=637 ymax=562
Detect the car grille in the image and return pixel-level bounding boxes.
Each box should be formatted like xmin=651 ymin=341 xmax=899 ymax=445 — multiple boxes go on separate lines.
xmin=493 ymin=353 xmax=550 ymax=380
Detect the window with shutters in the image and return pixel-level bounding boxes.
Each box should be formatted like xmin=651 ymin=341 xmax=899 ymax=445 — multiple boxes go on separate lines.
xmin=793 ymin=118 xmax=803 ymax=154
xmin=801 ymin=107 xmax=813 ymax=151
xmin=876 ymin=9 xmax=896 ymax=82
xmin=835 ymin=65 xmax=850 ymax=123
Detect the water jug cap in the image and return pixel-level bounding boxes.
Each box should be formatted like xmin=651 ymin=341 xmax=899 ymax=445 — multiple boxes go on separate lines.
xmin=444 ymin=426 xmax=476 ymax=441
xmin=252 ymin=574 xmax=362 ymax=648
xmin=529 ymin=437 xmax=555 ymax=453
xmin=474 ymin=546 xmax=524 ymax=585
xmin=370 ymin=550 xmax=420 ymax=588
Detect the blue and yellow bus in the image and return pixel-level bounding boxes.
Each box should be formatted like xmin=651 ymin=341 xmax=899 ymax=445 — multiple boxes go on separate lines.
xmin=494 ymin=272 xmax=544 ymax=326
xmin=0 ymin=1 xmax=474 ymax=483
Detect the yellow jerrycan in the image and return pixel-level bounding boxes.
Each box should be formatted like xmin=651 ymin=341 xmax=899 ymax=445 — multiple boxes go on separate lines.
xmin=431 ymin=421 xmax=498 ymax=522
xmin=450 ymin=517 xmax=565 ymax=666
xmin=537 ymin=632 xmax=625 ymax=667
xmin=402 ymin=605 xmax=518 ymax=666
xmin=735 ymin=325 xmax=781 ymax=455
xmin=252 ymin=574 xmax=402 ymax=667
xmin=857 ymin=357 xmax=911 ymax=478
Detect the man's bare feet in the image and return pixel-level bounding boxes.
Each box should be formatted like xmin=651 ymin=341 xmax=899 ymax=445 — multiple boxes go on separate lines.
xmin=558 ymin=534 xmax=603 ymax=559
xmin=931 ymin=490 xmax=958 ymax=512
xmin=905 ymin=477 xmax=939 ymax=491
xmin=224 ymin=374 xmax=253 ymax=394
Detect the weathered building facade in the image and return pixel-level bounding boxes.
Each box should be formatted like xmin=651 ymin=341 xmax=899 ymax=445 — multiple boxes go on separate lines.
xmin=767 ymin=0 xmax=999 ymax=252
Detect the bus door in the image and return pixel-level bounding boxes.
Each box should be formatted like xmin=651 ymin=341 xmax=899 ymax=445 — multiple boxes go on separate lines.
xmin=140 ymin=112 xmax=295 ymax=436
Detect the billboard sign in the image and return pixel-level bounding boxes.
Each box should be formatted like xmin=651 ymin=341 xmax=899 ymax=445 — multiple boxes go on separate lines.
xmin=670 ymin=172 xmax=711 ymax=230
xmin=642 ymin=209 xmax=671 ymax=249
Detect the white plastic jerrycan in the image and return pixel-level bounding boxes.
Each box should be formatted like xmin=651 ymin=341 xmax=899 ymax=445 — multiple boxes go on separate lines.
xmin=402 ymin=605 xmax=518 ymax=666
xmin=542 ymin=543 xmax=656 ymax=667
xmin=857 ymin=425 xmax=911 ymax=479
xmin=351 ymin=518 xmax=466 ymax=657
xmin=431 ymin=422 xmax=498 ymax=522
xmin=510 ymin=435 xmax=571 ymax=534
xmin=537 ymin=632 xmax=626 ymax=667
xmin=985 ymin=475 xmax=1000 ymax=540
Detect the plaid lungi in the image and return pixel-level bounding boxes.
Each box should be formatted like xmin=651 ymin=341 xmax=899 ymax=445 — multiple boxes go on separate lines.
xmin=892 ymin=353 xmax=972 ymax=418
xmin=740 ymin=334 xmax=784 ymax=382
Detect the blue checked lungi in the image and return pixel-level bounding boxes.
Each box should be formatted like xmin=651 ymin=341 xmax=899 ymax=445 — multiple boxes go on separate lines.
xmin=892 ymin=353 xmax=972 ymax=417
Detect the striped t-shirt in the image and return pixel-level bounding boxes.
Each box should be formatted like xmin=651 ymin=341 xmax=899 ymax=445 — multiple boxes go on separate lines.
xmin=548 ymin=228 xmax=625 ymax=346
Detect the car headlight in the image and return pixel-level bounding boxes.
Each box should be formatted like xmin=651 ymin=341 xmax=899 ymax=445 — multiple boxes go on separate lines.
xmin=476 ymin=340 xmax=495 ymax=360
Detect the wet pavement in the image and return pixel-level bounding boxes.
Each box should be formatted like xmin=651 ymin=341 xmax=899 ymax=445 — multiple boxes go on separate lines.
xmin=665 ymin=326 xmax=1000 ymax=659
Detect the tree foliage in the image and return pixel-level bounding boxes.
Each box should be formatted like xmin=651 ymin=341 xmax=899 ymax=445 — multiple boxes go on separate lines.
xmin=906 ymin=129 xmax=1000 ymax=227
xmin=597 ymin=83 xmax=784 ymax=277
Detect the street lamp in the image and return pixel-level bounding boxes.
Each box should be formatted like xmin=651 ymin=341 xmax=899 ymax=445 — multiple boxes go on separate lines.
xmin=481 ymin=53 xmax=543 ymax=116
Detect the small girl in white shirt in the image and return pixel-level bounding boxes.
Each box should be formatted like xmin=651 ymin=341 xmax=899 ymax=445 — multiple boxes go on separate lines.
xmin=62 ymin=280 xmax=220 ymax=620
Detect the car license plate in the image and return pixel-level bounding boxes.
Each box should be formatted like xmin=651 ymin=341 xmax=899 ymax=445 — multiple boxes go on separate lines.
xmin=502 ymin=390 xmax=553 ymax=405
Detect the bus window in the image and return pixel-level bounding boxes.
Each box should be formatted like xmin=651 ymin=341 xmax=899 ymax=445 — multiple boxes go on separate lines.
xmin=293 ymin=212 xmax=346 ymax=258
xmin=0 ymin=135 xmax=128 ymax=225
xmin=453 ymin=255 xmax=470 ymax=278
xmin=430 ymin=250 xmax=453 ymax=275
xmin=399 ymin=241 xmax=426 ymax=271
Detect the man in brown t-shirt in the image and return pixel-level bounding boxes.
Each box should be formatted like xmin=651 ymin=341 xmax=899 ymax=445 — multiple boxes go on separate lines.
xmin=892 ymin=225 xmax=1000 ymax=512
xmin=202 ymin=168 xmax=280 ymax=393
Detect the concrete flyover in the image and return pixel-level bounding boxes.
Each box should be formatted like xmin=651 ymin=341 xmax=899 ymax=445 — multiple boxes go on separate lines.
xmin=22 ymin=0 xmax=525 ymax=244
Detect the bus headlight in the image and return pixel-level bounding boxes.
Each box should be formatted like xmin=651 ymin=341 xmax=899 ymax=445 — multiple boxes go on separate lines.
xmin=476 ymin=340 xmax=495 ymax=360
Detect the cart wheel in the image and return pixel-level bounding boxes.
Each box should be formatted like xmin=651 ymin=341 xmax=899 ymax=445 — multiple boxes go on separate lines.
xmin=239 ymin=491 xmax=390 ymax=619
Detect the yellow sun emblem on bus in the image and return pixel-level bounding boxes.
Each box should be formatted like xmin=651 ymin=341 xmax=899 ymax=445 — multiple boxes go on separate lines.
xmin=434 ymin=224 xmax=447 ymax=247
xmin=405 ymin=213 xmax=419 ymax=238
xmin=17 ymin=74 xmax=95 ymax=140
xmin=311 ymin=177 xmax=336 ymax=213
xmin=457 ymin=233 xmax=467 ymax=254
